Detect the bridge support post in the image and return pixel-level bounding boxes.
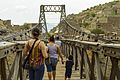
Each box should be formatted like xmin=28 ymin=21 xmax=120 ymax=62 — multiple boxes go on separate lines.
xmin=0 ymin=58 xmax=6 ymax=80
xmin=75 ymin=46 xmax=78 ymax=70
xmin=66 ymin=44 xmax=69 ymax=58
xmin=72 ymin=46 xmax=76 ymax=70
xmin=19 ymin=51 xmax=23 ymax=80
xmin=69 ymin=44 xmax=71 ymax=56
xmin=80 ymin=48 xmax=84 ymax=79
xmin=13 ymin=51 xmax=21 ymax=80
xmin=110 ymin=57 xmax=120 ymax=80
xmin=76 ymin=47 xmax=82 ymax=79
xmin=95 ymin=52 xmax=103 ymax=80
xmin=65 ymin=43 xmax=67 ymax=58
xmin=83 ymin=48 xmax=90 ymax=80
xmin=66 ymin=43 xmax=69 ymax=58
xmin=90 ymin=51 xmax=95 ymax=80
xmin=62 ymin=43 xmax=65 ymax=56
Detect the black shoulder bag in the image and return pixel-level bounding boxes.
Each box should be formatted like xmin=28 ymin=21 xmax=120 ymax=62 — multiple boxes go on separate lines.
xmin=23 ymin=39 xmax=38 ymax=69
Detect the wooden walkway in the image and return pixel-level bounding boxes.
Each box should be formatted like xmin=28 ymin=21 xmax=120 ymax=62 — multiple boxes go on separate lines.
xmin=25 ymin=57 xmax=84 ymax=80
xmin=43 ymin=57 xmax=85 ymax=80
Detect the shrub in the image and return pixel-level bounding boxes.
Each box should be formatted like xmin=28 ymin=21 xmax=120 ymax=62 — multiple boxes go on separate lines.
xmin=82 ymin=22 xmax=90 ymax=27
xmin=91 ymin=28 xmax=104 ymax=35
xmin=78 ymin=22 xmax=90 ymax=27
xmin=90 ymin=17 xmax=93 ymax=21
xmin=87 ymin=8 xmax=90 ymax=10
xmin=91 ymin=12 xmax=96 ymax=17
xmin=78 ymin=22 xmax=83 ymax=27
xmin=86 ymin=12 xmax=90 ymax=16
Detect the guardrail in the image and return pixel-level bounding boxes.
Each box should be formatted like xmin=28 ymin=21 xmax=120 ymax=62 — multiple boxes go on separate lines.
xmin=0 ymin=41 xmax=26 ymax=80
xmin=61 ymin=39 xmax=120 ymax=80
xmin=0 ymin=39 xmax=120 ymax=80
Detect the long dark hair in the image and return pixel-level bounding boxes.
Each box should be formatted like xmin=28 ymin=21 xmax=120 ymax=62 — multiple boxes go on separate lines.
xmin=32 ymin=28 xmax=40 ymax=38
xmin=49 ymin=35 xmax=55 ymax=42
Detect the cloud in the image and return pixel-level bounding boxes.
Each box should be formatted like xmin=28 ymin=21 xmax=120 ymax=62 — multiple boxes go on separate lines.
xmin=15 ymin=5 xmax=27 ymax=9
xmin=14 ymin=5 xmax=28 ymax=13
xmin=0 ymin=8 xmax=9 ymax=13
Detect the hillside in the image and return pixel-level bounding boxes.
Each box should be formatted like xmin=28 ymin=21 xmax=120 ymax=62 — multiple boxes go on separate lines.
xmin=50 ymin=1 xmax=120 ymax=34
xmin=0 ymin=24 xmax=10 ymax=35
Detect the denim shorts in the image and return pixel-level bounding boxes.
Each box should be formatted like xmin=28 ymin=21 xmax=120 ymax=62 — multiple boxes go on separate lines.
xmin=29 ymin=64 xmax=45 ymax=80
xmin=45 ymin=58 xmax=58 ymax=72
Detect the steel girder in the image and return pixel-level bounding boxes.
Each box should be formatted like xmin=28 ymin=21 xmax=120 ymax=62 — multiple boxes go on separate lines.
xmin=39 ymin=5 xmax=66 ymax=35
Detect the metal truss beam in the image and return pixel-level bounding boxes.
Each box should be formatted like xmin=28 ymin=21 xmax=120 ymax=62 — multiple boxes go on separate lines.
xmin=39 ymin=5 xmax=66 ymax=35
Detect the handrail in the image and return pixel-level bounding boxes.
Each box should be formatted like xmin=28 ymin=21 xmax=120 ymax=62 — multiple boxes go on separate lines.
xmin=62 ymin=39 xmax=120 ymax=49
xmin=61 ymin=39 xmax=120 ymax=80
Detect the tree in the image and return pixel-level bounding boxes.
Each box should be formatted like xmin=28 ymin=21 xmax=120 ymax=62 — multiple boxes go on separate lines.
xmin=91 ymin=28 xmax=104 ymax=35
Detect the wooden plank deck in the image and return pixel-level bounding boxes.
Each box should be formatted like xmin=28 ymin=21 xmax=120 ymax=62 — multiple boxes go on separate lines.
xmin=26 ymin=57 xmax=86 ymax=80
xmin=43 ymin=58 xmax=85 ymax=80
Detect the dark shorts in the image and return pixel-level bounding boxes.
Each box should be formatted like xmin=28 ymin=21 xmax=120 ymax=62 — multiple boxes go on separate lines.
xmin=45 ymin=58 xmax=58 ymax=72
xmin=29 ymin=64 xmax=45 ymax=80
xmin=65 ymin=71 xmax=72 ymax=78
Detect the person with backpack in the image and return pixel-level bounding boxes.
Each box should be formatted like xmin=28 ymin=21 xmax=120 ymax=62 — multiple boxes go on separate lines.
xmin=23 ymin=28 xmax=48 ymax=80
xmin=45 ymin=35 xmax=64 ymax=80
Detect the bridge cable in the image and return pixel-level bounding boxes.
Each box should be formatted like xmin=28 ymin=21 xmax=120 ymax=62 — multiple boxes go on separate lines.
xmin=64 ymin=20 xmax=115 ymax=44
xmin=0 ymin=23 xmax=40 ymax=42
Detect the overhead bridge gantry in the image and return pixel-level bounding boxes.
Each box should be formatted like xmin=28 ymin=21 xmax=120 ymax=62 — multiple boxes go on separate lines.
xmin=39 ymin=5 xmax=66 ymax=34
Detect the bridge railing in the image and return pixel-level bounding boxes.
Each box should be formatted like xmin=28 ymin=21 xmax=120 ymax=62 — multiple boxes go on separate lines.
xmin=61 ymin=39 xmax=120 ymax=80
xmin=1 ymin=39 xmax=120 ymax=80
xmin=0 ymin=41 xmax=26 ymax=80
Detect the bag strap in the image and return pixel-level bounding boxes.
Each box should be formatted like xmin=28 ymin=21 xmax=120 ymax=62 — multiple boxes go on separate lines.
xmin=27 ymin=39 xmax=38 ymax=59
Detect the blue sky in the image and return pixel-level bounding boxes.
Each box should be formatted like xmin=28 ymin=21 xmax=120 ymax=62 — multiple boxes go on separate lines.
xmin=0 ymin=0 xmax=114 ymax=26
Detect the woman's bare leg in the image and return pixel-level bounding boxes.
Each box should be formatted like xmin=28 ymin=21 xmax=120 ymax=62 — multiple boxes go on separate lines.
xmin=52 ymin=70 xmax=56 ymax=80
xmin=48 ymin=72 xmax=52 ymax=80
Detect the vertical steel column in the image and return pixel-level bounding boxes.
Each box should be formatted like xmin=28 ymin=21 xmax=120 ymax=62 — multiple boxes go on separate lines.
xmin=59 ymin=5 xmax=66 ymax=36
xmin=39 ymin=5 xmax=66 ymax=37
xmin=0 ymin=58 xmax=6 ymax=80
xmin=39 ymin=5 xmax=48 ymax=34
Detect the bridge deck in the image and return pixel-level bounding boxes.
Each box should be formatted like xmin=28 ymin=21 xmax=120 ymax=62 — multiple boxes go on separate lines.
xmin=43 ymin=57 xmax=85 ymax=80
xmin=25 ymin=57 xmax=85 ymax=80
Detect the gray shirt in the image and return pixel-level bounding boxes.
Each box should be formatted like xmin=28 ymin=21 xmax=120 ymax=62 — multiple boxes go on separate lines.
xmin=55 ymin=40 xmax=62 ymax=47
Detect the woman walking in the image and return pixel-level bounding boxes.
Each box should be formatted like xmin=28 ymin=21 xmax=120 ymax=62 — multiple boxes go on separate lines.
xmin=45 ymin=35 xmax=64 ymax=80
xmin=23 ymin=28 xmax=48 ymax=80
